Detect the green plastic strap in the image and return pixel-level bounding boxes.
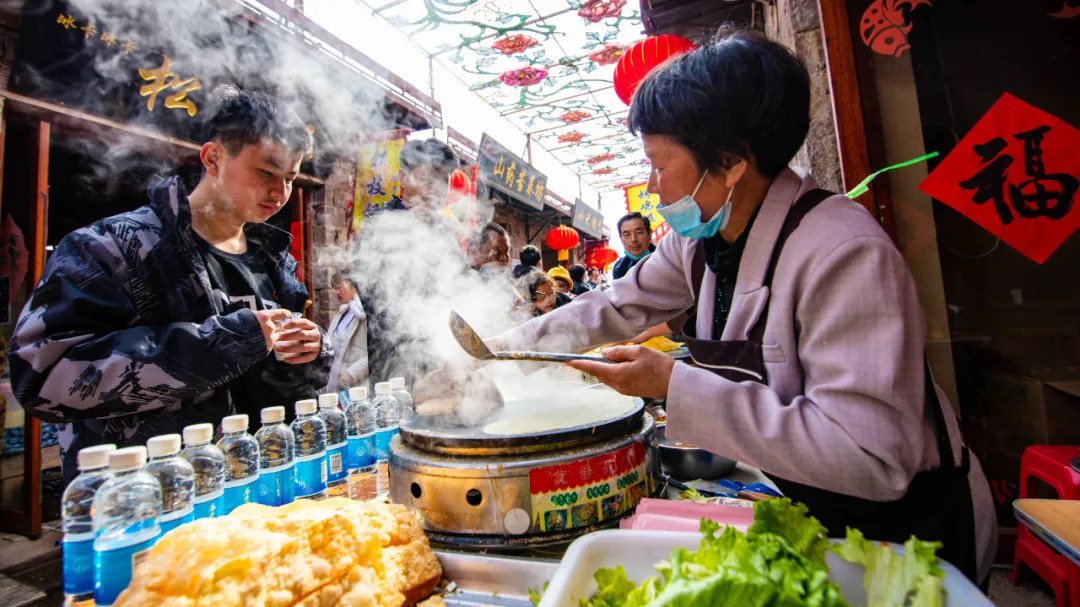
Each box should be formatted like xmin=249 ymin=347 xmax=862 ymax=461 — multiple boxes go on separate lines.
xmin=845 ymin=151 xmax=940 ymax=198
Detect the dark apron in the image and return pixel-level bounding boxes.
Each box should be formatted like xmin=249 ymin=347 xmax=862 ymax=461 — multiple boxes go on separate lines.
xmin=679 ymin=189 xmax=979 ymax=582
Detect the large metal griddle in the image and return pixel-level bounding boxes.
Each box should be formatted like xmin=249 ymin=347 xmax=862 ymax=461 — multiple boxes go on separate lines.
xmin=400 ymin=391 xmax=645 ymax=457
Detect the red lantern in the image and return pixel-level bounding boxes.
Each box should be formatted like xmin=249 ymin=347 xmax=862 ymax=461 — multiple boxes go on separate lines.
xmin=592 ymin=246 xmax=619 ymax=269
xmin=545 ymin=225 xmax=580 ymax=262
xmin=613 ymin=35 xmax=697 ymax=106
xmin=449 ymin=168 xmax=470 ymax=192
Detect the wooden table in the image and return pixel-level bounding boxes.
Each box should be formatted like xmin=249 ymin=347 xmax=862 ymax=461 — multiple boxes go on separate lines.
xmin=1015 ymin=499 xmax=1080 ymax=567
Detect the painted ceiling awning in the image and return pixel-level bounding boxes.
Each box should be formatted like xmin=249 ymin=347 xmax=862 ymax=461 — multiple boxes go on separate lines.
xmin=356 ymin=0 xmax=650 ymax=192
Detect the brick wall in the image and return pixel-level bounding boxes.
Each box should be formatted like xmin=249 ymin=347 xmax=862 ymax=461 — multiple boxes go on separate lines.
xmin=309 ymin=159 xmax=354 ymax=328
xmin=764 ymin=0 xmax=844 ymax=193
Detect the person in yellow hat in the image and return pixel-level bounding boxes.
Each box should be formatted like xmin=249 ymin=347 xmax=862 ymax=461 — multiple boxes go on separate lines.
xmin=545 ymin=266 xmax=575 ymax=307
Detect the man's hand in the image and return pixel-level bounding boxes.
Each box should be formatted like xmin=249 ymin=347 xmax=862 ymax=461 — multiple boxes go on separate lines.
xmin=254 ymin=309 xmax=294 ymax=352
xmin=567 ymin=345 xmax=676 ymax=400
xmin=275 ymin=317 xmax=322 ymax=365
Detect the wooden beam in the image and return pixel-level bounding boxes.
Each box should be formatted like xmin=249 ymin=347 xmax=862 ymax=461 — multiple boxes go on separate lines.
xmin=0 ymin=90 xmax=325 ymax=188
xmin=815 ymin=0 xmax=875 ymax=213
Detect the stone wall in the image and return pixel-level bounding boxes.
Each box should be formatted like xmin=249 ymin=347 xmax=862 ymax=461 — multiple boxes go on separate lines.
xmin=309 ymin=159 xmax=353 ymax=329
xmin=764 ymin=0 xmax=844 ymax=193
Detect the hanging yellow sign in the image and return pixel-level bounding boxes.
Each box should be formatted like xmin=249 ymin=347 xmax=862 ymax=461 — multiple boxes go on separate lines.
xmin=352 ymin=136 xmax=405 ymax=235
xmin=623 ymin=183 xmax=670 ymax=241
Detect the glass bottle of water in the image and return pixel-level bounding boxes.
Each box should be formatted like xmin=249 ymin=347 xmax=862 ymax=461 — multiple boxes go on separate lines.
xmin=181 ymin=424 xmax=226 ymax=519
xmin=389 ymin=377 xmax=414 ymax=417
xmin=255 ymin=406 xmax=295 ymax=506
xmin=317 ymin=393 xmax=349 ymax=498
xmin=345 ymin=386 xmax=377 ymax=500
xmin=291 ymin=399 xmax=328 ymax=500
xmin=216 ymin=414 xmax=260 ymax=514
xmin=92 ymin=447 xmax=162 ymax=607
xmin=62 ymin=444 xmax=116 ymax=607
xmin=145 ymin=434 xmax=194 ymax=535
xmin=372 ymin=382 xmax=401 ymax=496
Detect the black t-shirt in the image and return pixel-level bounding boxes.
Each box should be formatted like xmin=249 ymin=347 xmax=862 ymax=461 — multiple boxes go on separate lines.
xmin=195 ymin=233 xmax=282 ymax=421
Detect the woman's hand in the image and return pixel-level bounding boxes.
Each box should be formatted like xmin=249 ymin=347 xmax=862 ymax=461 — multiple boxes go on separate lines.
xmin=567 ymin=345 xmax=676 ymax=400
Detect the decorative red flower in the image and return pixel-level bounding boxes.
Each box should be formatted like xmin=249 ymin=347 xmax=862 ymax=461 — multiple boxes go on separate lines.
xmin=559 ymin=110 xmax=592 ymax=123
xmin=577 ymin=0 xmax=626 ymax=23
xmin=587 ymin=152 xmax=617 ymax=164
xmin=592 ymin=167 xmax=615 ymax=175
xmin=492 ymin=34 xmax=538 ymax=55
xmin=499 ymin=66 xmax=549 ymax=87
xmin=615 ymin=116 xmax=628 ymax=127
xmin=589 ymin=44 xmax=626 ymax=66
xmin=558 ymin=131 xmax=586 ymax=144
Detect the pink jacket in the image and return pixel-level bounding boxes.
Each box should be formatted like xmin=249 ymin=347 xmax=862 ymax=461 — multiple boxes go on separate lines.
xmin=500 ymin=168 xmax=996 ymax=576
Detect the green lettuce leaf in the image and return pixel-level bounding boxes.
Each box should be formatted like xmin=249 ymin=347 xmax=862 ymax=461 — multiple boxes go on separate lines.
xmin=748 ymin=499 xmax=831 ymax=564
xmin=831 ymin=528 xmax=945 ymax=607
xmin=679 ymin=488 xmax=708 ymax=503
xmin=580 ymin=566 xmax=662 ymax=607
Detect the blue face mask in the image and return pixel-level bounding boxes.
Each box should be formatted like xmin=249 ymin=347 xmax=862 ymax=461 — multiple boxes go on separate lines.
xmin=625 ymin=248 xmax=650 ymax=261
xmin=656 ymin=171 xmax=734 ymax=240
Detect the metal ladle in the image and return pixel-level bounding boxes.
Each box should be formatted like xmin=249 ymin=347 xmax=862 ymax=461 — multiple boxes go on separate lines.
xmin=449 ymin=311 xmax=608 ymax=363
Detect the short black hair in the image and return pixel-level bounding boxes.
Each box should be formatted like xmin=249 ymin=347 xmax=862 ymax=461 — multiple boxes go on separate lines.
xmin=588 ymin=268 xmax=600 ymax=276
xmin=617 ymin=212 xmax=651 ymax=234
xmin=569 ymin=264 xmax=587 ymax=282
xmin=467 ymin=222 xmax=509 ymax=256
xmin=628 ymin=28 xmax=810 ymax=178
xmin=400 ymin=138 xmax=458 ymax=173
xmin=207 ymin=85 xmax=313 ymax=157
xmin=331 ymin=271 xmax=358 ymax=291
xmin=519 ymin=245 xmax=541 ymax=267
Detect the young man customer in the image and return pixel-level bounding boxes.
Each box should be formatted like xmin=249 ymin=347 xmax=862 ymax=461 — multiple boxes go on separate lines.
xmin=8 ymin=87 xmax=331 ymax=483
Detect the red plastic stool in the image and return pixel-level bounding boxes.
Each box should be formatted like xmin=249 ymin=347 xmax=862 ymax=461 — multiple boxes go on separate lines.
xmin=1010 ymin=446 xmax=1080 ymax=607
xmin=1019 ymin=446 xmax=1080 ymax=500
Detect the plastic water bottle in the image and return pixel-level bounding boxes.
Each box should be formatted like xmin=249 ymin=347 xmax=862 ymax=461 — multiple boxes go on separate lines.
xmin=145 ymin=435 xmax=194 ymax=535
xmin=217 ymin=414 xmax=260 ymax=514
xmin=255 ymin=406 xmax=295 ymax=506
xmin=61 ymin=444 xmax=116 ymax=607
xmin=372 ymin=382 xmax=401 ymax=495
xmin=92 ymin=447 xmax=162 ymax=607
xmin=318 ymin=393 xmax=349 ymax=498
xmin=389 ymin=377 xmax=414 ymax=416
xmin=291 ymin=399 xmax=328 ymax=500
xmin=181 ymin=424 xmax=226 ymax=519
xmin=345 ymin=387 xmax=377 ymax=500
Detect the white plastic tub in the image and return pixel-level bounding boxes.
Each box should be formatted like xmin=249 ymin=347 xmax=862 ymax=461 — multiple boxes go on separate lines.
xmin=538 ymin=530 xmax=993 ymax=607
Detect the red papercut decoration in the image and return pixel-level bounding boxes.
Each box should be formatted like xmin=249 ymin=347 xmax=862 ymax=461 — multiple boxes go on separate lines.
xmin=558 ymin=110 xmax=591 ymax=123
xmin=491 ymin=34 xmax=538 ymax=55
xmin=577 ymin=0 xmax=626 ymax=23
xmin=1049 ymin=0 xmax=1080 ymax=18
xmin=587 ymin=152 xmax=617 ymax=165
xmin=500 ymin=66 xmax=548 ymax=87
xmin=558 ymin=131 xmax=586 ymax=144
xmin=589 ymin=44 xmax=625 ymax=66
xmin=612 ymin=35 xmax=696 ymax=105
xmin=592 ymin=167 xmax=614 ymax=175
xmin=919 ymin=93 xmax=1080 ymax=264
xmin=859 ymin=0 xmax=931 ymax=58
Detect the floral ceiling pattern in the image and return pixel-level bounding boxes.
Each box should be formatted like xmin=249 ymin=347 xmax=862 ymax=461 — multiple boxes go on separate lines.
xmin=358 ymin=0 xmax=651 ymax=192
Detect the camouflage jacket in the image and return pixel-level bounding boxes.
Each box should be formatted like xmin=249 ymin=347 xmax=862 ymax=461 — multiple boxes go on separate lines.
xmin=8 ymin=177 xmax=331 ymax=482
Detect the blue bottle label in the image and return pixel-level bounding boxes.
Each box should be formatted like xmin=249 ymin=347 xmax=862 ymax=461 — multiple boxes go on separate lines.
xmin=294 ymin=451 xmax=327 ymax=498
xmin=348 ymin=433 xmax=375 ymax=470
xmin=193 ymin=489 xmax=225 ymax=520
xmin=326 ymin=443 xmax=348 ymax=483
xmin=223 ymin=475 xmax=259 ymax=514
xmin=374 ymin=427 xmax=398 ymax=461
xmin=256 ymin=462 xmax=295 ymax=506
xmin=63 ymin=532 xmax=95 ymax=596
xmin=159 ymin=506 xmax=194 ymax=535
xmin=93 ymin=526 xmax=160 ymax=606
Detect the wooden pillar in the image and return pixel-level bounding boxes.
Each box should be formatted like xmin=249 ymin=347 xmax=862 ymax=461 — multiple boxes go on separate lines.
xmin=816 ymin=0 xmax=896 ymax=241
xmin=1 ymin=119 xmax=49 ymax=536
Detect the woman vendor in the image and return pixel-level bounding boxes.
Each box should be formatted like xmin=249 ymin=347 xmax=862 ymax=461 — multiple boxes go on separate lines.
xmin=490 ymin=30 xmax=996 ymax=585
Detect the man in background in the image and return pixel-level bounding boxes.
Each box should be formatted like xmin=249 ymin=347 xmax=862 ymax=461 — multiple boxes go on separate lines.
xmin=9 ymin=87 xmax=330 ymax=482
xmin=512 ymin=244 xmax=542 ymax=279
xmin=467 ymin=222 xmax=511 ymax=274
xmin=385 ymin=138 xmax=458 ymax=212
xmin=568 ymin=264 xmax=592 ymax=296
xmin=612 ymin=212 xmax=656 ymax=280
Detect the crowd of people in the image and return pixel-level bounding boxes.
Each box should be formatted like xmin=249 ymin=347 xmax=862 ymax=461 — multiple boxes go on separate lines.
xmin=7 ymin=29 xmax=995 ymax=589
